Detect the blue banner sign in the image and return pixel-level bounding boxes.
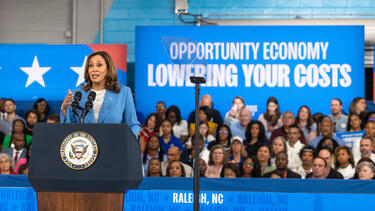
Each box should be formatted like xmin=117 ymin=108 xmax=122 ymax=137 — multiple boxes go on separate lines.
xmin=0 ymin=44 xmax=127 ymax=101
xmin=136 ymin=26 xmax=364 ymax=119
xmin=336 ymin=131 xmax=365 ymax=149
xmin=124 ymin=190 xmax=375 ymax=211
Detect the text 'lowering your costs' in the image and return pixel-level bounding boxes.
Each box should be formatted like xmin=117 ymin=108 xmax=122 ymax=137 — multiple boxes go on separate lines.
xmin=148 ymin=41 xmax=352 ymax=88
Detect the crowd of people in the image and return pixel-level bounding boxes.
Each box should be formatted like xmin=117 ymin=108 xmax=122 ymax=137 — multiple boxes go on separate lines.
xmin=0 ymin=92 xmax=374 ymax=180
xmin=139 ymin=95 xmax=375 ymax=180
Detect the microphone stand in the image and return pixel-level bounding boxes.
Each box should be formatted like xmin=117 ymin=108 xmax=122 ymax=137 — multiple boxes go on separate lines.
xmin=190 ymin=76 xmax=206 ymax=211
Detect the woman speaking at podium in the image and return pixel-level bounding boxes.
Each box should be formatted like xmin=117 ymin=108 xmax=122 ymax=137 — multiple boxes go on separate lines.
xmin=60 ymin=51 xmax=140 ymax=137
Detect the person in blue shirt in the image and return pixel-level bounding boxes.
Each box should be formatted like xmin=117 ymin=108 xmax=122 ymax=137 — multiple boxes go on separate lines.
xmin=60 ymin=51 xmax=140 ymax=136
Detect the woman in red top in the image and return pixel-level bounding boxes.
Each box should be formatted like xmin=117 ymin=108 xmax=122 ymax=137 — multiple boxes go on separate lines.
xmin=0 ymin=153 xmax=17 ymax=175
xmin=139 ymin=113 xmax=159 ymax=153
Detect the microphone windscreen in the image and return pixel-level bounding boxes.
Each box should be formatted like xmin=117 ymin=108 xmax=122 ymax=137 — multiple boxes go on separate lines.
xmin=88 ymin=91 xmax=96 ymax=102
xmin=74 ymin=91 xmax=82 ymax=102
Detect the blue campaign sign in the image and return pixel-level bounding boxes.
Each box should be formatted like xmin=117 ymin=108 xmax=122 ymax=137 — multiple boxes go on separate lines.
xmin=123 ymin=190 xmax=375 ymax=211
xmin=0 ymin=44 xmax=127 ymax=101
xmin=135 ymin=26 xmax=364 ymax=120
xmin=336 ymin=131 xmax=365 ymax=149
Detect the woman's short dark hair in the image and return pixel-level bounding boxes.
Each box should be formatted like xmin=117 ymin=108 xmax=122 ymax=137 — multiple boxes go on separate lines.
xmin=166 ymin=105 xmax=182 ymax=124
xmin=299 ymin=145 xmax=315 ymax=159
xmin=25 ymin=109 xmax=41 ymax=122
xmin=199 ymin=106 xmax=212 ymax=121
xmin=220 ymin=163 xmax=241 ymax=178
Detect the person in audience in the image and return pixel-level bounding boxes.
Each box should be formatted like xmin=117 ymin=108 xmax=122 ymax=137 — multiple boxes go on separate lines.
xmin=355 ymin=136 xmax=375 ymax=163
xmin=316 ymin=137 xmax=339 ymax=155
xmin=208 ymin=124 xmax=232 ymax=151
xmin=160 ymin=119 xmax=183 ymax=154
xmin=269 ymin=170 xmax=284 ymax=179
xmin=329 ymin=98 xmax=348 ymax=133
xmin=18 ymin=163 xmax=28 ymax=175
xmin=161 ymin=146 xmax=192 ymax=177
xmin=180 ymin=134 xmax=210 ymax=166
xmin=270 ymin=111 xmax=306 ymax=145
xmin=356 ymin=161 xmax=375 ymax=180
xmin=2 ymin=119 xmax=32 ymax=149
xmin=14 ymin=143 xmax=31 ymax=174
xmin=1 ymin=132 xmax=27 ymax=166
xmin=292 ymin=146 xmax=315 ymax=179
xmin=139 ymin=113 xmax=158 ymax=153
xmin=352 ymin=121 xmax=375 ymax=161
xmin=271 ymin=136 xmax=287 ymax=167
xmin=312 ymin=112 xmax=323 ymax=125
xmin=228 ymin=107 xmax=251 ymax=141
xmin=245 ymin=120 xmax=268 ymax=156
xmin=24 ymin=109 xmax=40 ymax=136
xmin=0 ymin=132 xmax=4 ymax=149
xmin=295 ymin=105 xmax=317 ymax=142
xmin=0 ymin=153 xmax=16 ymax=175
xmin=307 ymin=156 xmax=328 ymax=179
xmin=264 ymin=151 xmax=301 ymax=178
xmin=224 ymin=96 xmax=245 ymax=126
xmin=0 ymin=99 xmax=25 ymax=136
xmin=240 ymin=156 xmax=259 ymax=178
xmin=227 ymin=136 xmax=247 ymax=166
xmin=142 ymin=135 xmax=164 ymax=175
xmin=346 ymin=113 xmax=363 ymax=132
xmin=155 ymin=101 xmax=167 ymax=123
xmin=186 ymin=121 xmax=215 ymax=148
xmin=199 ymin=159 xmax=207 ymax=177
xmin=307 ymin=147 xmax=343 ymax=179
xmin=334 ymin=146 xmax=355 ymax=179
xmin=46 ymin=113 xmax=60 ymax=123
xmin=220 ymin=163 xmax=241 ymax=178
xmin=256 ymin=143 xmax=275 ymax=176
xmin=166 ymin=160 xmax=186 ymax=177
xmin=147 ymin=158 xmax=162 ymax=177
xmin=258 ymin=97 xmax=283 ymax=140
xmin=206 ymin=145 xmax=227 ymax=178
xmin=188 ymin=94 xmax=223 ymax=127
xmin=166 ymin=105 xmax=188 ymax=144
xmin=349 ymin=97 xmax=366 ymax=117
xmin=189 ymin=106 xmax=217 ymax=138
xmin=286 ymin=124 xmax=305 ymax=169
xmin=352 ymin=158 xmax=375 ymax=179
xmin=309 ymin=116 xmax=345 ymax=148
xmin=0 ymin=98 xmax=6 ymax=121
xmin=33 ymin=98 xmax=49 ymax=122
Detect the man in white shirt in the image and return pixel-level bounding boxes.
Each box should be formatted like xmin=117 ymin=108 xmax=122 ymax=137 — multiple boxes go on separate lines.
xmin=356 ymin=136 xmax=375 ymax=164
xmin=286 ymin=124 xmax=305 ymax=169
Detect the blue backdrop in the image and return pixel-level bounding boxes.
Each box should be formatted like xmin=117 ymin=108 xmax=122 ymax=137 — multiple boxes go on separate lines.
xmin=135 ymin=26 xmax=364 ymax=120
xmin=0 ymin=44 xmax=127 ymax=101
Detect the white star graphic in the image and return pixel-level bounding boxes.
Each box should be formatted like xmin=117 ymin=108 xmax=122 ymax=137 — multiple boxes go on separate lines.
xmin=71 ymin=56 xmax=87 ymax=87
xmin=20 ymin=56 xmax=51 ymax=88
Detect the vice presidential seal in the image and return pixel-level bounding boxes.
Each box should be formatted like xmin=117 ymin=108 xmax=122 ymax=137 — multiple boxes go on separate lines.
xmin=60 ymin=131 xmax=98 ymax=170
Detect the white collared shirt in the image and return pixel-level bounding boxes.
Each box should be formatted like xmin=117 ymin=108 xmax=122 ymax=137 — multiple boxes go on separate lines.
xmin=287 ymin=140 xmax=305 ymax=169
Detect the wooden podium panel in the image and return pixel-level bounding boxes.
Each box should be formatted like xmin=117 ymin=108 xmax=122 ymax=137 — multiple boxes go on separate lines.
xmin=37 ymin=192 xmax=124 ymax=211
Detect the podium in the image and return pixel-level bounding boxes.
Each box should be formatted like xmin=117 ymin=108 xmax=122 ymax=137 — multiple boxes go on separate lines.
xmin=28 ymin=123 xmax=143 ymax=211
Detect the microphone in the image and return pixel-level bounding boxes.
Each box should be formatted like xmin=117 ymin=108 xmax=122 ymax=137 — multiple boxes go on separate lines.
xmin=71 ymin=91 xmax=82 ymax=118
xmin=81 ymin=91 xmax=96 ymax=123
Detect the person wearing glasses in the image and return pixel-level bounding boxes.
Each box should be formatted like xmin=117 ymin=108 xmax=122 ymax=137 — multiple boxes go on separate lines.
xmin=207 ymin=125 xmax=232 ymax=151
xmin=270 ymin=111 xmax=307 ymax=145
xmin=33 ymin=98 xmax=50 ymax=122
xmin=286 ymin=124 xmax=305 ymax=169
xmin=240 ymin=156 xmax=259 ymax=177
xmin=206 ymin=145 xmax=227 ymax=178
